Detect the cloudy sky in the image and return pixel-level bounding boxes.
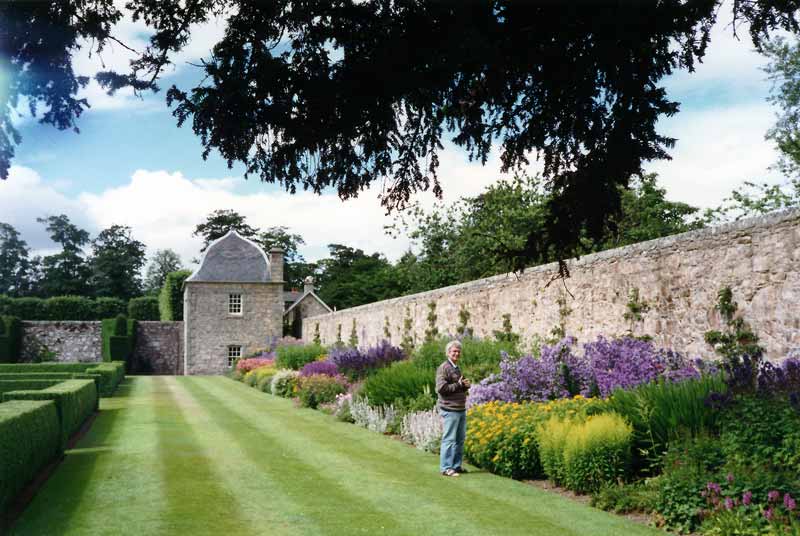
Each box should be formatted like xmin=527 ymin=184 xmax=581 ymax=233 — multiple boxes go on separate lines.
xmin=1 ymin=8 xmax=790 ymax=269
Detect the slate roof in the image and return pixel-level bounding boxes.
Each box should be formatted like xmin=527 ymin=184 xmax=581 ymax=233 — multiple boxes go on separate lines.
xmin=284 ymin=290 xmax=333 ymax=316
xmin=186 ymin=230 xmax=271 ymax=283
xmin=283 ymin=291 xmax=303 ymax=303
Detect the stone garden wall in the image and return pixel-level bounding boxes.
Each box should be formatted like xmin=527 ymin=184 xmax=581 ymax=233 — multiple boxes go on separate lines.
xmin=303 ymin=208 xmax=800 ymax=360
xmin=21 ymin=321 xmax=102 ymax=362
xmin=19 ymin=321 xmax=184 ymax=373
xmin=131 ymin=321 xmax=183 ymax=375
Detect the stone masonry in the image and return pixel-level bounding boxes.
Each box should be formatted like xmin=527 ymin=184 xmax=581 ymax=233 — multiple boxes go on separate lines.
xmin=20 ymin=321 xmax=102 ymax=362
xmin=183 ymin=283 xmax=284 ymax=374
xmin=132 ymin=321 xmax=183 ymax=374
xmin=303 ymin=208 xmax=800 ymax=360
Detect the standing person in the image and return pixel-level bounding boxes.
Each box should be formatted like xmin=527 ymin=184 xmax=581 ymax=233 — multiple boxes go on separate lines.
xmin=436 ymin=340 xmax=470 ymax=477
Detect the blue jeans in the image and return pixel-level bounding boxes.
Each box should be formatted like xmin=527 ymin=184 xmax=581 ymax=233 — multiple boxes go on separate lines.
xmin=439 ymin=409 xmax=466 ymax=472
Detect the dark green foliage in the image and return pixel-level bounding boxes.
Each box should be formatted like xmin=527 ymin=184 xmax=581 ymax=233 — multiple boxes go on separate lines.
xmin=313 ymin=323 xmax=321 ymax=345
xmin=0 ymin=316 xmax=5 ymax=335
xmin=0 ymin=222 xmax=32 ymax=297
xmin=0 ymin=379 xmax=63 ymax=395
xmin=297 ymin=375 xmax=347 ymax=409
xmin=0 ymin=363 xmax=92 ymax=373
xmin=114 ymin=314 xmax=127 ymax=336
xmin=45 ymin=296 xmax=95 ymax=320
xmin=89 ymin=225 xmax=146 ymax=300
xmin=590 ymin=482 xmax=658 ymax=515
xmin=143 ymin=249 xmax=183 ymax=294
xmin=35 ymin=215 xmax=91 ymax=297
xmin=361 ymin=361 xmax=435 ymax=407
xmin=383 ymin=316 xmax=391 ymax=341
xmin=605 ymin=374 xmax=726 ymax=473
xmin=193 ymin=209 xmax=258 ymax=253
xmin=400 ymin=307 xmax=414 ymax=356
xmin=0 ymin=400 xmax=61 ymax=513
xmin=763 ymin=36 xmax=800 ymax=183
xmin=7 ymin=297 xmax=46 ymax=320
xmin=0 ymin=315 xmax=21 ymax=363
xmin=102 ymin=317 xmax=135 ymax=368
xmin=84 ymin=362 xmax=125 ymax=397
xmin=275 ymin=344 xmax=325 ymax=370
xmin=704 ymin=287 xmax=764 ymax=364
xmin=315 ymin=244 xmax=402 ymax=309
xmin=93 ymin=297 xmax=127 ymax=319
xmin=3 ymin=379 xmax=97 ymax=446
xmin=159 ymin=270 xmax=192 ymax=321
xmin=456 ymin=306 xmax=473 ymax=338
xmin=413 ymin=337 xmax=518 ymax=380
xmin=127 ymin=296 xmax=159 ymax=320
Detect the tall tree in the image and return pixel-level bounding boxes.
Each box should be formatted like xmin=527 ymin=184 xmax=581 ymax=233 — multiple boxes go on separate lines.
xmin=0 ymin=222 xmax=31 ymax=296
xmin=765 ymin=36 xmax=800 ymax=177
xmin=36 ymin=214 xmax=91 ymax=296
xmin=90 ymin=224 xmax=147 ymax=300
xmin=143 ymin=249 xmax=184 ymax=294
xmin=257 ymin=226 xmax=315 ymax=291
xmin=193 ymin=209 xmax=258 ymax=253
xmin=315 ymin=244 xmax=402 ymax=310
xmin=5 ymin=2 xmax=799 ymax=269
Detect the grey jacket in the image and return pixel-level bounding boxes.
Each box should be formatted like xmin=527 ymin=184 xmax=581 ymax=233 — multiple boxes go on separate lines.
xmin=436 ymin=360 xmax=468 ymax=411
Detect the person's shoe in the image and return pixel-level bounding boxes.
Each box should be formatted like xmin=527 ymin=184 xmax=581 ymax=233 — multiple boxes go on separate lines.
xmin=454 ymin=467 xmax=469 ymax=474
xmin=442 ymin=468 xmax=460 ymax=477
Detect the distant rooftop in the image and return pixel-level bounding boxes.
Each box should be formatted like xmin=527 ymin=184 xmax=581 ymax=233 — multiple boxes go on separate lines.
xmin=186 ymin=230 xmax=270 ymax=283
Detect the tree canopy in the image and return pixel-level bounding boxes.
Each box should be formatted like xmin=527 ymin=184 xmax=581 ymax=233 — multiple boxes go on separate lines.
xmin=5 ymin=1 xmax=800 ymax=269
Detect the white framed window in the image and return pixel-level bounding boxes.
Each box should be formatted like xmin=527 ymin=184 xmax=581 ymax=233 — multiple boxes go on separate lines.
xmin=229 ymin=293 xmax=243 ymax=315
xmin=227 ymin=345 xmax=242 ymax=367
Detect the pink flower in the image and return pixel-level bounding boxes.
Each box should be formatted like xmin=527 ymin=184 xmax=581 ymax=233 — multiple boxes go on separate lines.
xmin=768 ymin=490 xmax=780 ymax=503
xmin=764 ymin=507 xmax=774 ymax=521
xmin=742 ymin=491 xmax=752 ymax=506
xmin=726 ymin=472 xmax=734 ymax=484
xmin=785 ymin=494 xmax=796 ymax=511
xmin=725 ymin=498 xmax=734 ymax=510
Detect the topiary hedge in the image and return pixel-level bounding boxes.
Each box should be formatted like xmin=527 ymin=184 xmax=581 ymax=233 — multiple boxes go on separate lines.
xmin=0 ymin=296 xmax=127 ymax=320
xmin=0 ymin=315 xmax=22 ymax=363
xmin=3 ymin=379 xmax=98 ymax=446
xmin=159 ymin=270 xmax=192 ymax=321
xmin=101 ymin=316 xmax=136 ymax=368
xmin=127 ymin=296 xmax=159 ymax=320
xmin=0 ymin=379 xmax=64 ymax=395
xmin=0 ymin=363 xmax=93 ymax=373
xmin=0 ymin=362 xmax=125 ymax=397
xmin=84 ymin=362 xmax=125 ymax=396
xmin=0 ymin=400 xmax=61 ymax=513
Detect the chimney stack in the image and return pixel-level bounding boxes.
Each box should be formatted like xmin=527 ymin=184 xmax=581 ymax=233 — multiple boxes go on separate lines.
xmin=269 ymin=248 xmax=284 ymax=283
xmin=303 ymin=276 xmax=315 ymax=294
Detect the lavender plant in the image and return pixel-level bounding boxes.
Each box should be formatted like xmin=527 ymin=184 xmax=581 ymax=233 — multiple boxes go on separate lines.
xmin=299 ymin=359 xmax=339 ymax=377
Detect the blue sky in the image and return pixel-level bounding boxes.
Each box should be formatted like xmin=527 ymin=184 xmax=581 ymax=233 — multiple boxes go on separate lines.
xmin=1 ymin=10 xmax=791 ymax=269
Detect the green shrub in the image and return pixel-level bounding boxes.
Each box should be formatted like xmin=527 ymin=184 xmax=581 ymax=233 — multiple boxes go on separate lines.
xmin=361 ymin=361 xmax=435 ymax=407
xmin=590 ymin=481 xmax=658 ymax=514
xmin=8 ymin=297 xmax=47 ymax=320
xmin=0 ymin=363 xmax=92 ymax=373
xmin=3 ymin=379 xmax=97 ymax=446
xmin=605 ymin=374 xmax=726 ymax=472
xmin=275 ymin=343 xmax=325 ymax=370
xmin=0 ymin=400 xmax=61 ymax=512
xmin=45 ymin=296 xmax=95 ymax=320
xmin=0 ymin=379 xmax=63 ymax=395
xmin=562 ymin=412 xmax=633 ymax=493
xmin=85 ymin=362 xmax=125 ymax=396
xmin=297 ymin=374 xmax=348 ymax=409
xmin=254 ymin=367 xmax=279 ymax=392
xmin=413 ymin=336 xmax=519 ymax=374
xmin=243 ymin=370 xmax=259 ymax=388
xmin=114 ymin=314 xmax=127 ymax=336
xmin=159 ymin=270 xmax=192 ymax=321
xmin=127 ymin=296 xmax=160 ymax=320
xmin=0 ymin=315 xmax=22 ymax=363
xmin=270 ymin=369 xmax=300 ymax=398
xmin=93 ymin=297 xmax=127 ymax=319
xmin=537 ymin=416 xmax=573 ymax=485
xmin=102 ymin=317 xmax=135 ymax=367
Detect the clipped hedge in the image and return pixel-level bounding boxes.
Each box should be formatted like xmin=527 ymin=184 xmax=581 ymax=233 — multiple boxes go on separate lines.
xmin=85 ymin=362 xmax=125 ymax=396
xmin=127 ymin=296 xmax=159 ymax=320
xmin=159 ymin=270 xmax=192 ymax=321
xmin=0 ymin=362 xmax=125 ymax=396
xmin=0 ymin=315 xmax=22 ymax=363
xmin=0 ymin=379 xmax=63 ymax=395
xmin=0 ymin=296 xmax=126 ymax=320
xmin=0 ymin=400 xmax=61 ymax=512
xmin=101 ymin=317 xmax=136 ymax=367
xmin=3 ymin=379 xmax=98 ymax=445
xmin=0 ymin=363 xmax=94 ymax=374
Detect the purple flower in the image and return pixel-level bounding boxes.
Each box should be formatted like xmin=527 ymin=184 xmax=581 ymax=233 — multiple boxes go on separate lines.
xmin=764 ymin=507 xmax=774 ymax=521
xmin=330 ymin=341 xmax=406 ymax=378
xmin=707 ymin=482 xmax=722 ymax=495
xmin=768 ymin=490 xmax=780 ymax=503
xmin=743 ymin=491 xmax=752 ymax=506
xmin=726 ymin=472 xmax=734 ymax=484
xmin=784 ymin=493 xmax=796 ymax=511
xmin=299 ymin=360 xmax=339 ymax=377
xmin=724 ymin=498 xmax=734 ymax=510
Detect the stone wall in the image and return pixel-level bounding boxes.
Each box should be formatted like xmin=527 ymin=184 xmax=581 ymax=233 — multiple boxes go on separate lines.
xmin=303 ymin=209 xmax=800 ymax=360
xmin=184 ymin=282 xmax=284 ymax=375
xmin=21 ymin=321 xmax=102 ymax=362
xmin=132 ymin=321 xmax=183 ymax=375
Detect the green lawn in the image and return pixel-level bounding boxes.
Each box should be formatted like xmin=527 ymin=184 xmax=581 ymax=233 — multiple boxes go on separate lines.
xmin=10 ymin=377 xmax=661 ymax=535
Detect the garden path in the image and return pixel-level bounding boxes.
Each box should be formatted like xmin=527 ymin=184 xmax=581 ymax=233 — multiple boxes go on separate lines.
xmin=10 ymin=377 xmax=661 ymax=535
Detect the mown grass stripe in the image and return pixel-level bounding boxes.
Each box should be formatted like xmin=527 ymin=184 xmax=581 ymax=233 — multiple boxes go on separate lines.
xmin=10 ymin=378 xmax=166 ymax=536
xmin=153 ymin=376 xmax=259 ymax=536
xmin=181 ymin=376 xmax=405 ymax=535
xmin=205 ymin=377 xmax=658 ymax=535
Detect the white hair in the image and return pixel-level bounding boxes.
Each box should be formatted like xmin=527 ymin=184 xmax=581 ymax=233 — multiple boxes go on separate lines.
xmin=445 ymin=340 xmax=462 ymax=354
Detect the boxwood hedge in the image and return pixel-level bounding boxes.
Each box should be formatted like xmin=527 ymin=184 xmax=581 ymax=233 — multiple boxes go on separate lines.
xmin=0 ymin=379 xmax=64 ymax=395
xmin=0 ymin=362 xmax=125 ymax=396
xmin=0 ymin=400 xmax=61 ymax=513
xmin=3 ymin=379 xmax=98 ymax=445
xmin=0 ymin=315 xmax=22 ymax=363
